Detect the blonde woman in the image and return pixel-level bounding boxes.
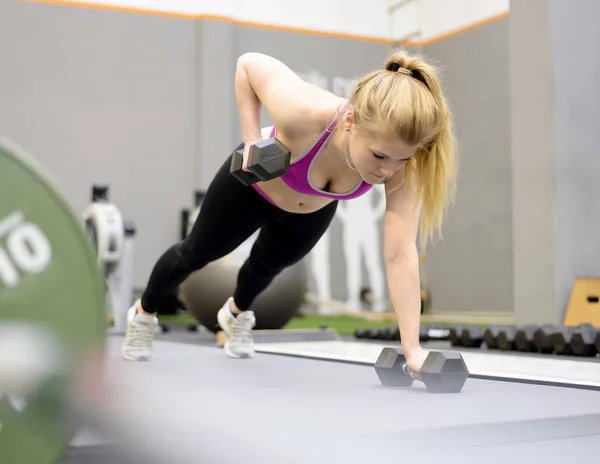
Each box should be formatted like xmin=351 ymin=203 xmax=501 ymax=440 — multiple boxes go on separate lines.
xmin=123 ymin=49 xmax=457 ymax=377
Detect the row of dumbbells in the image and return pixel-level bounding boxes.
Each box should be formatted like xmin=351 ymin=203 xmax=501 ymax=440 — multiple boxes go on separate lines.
xmin=354 ymin=325 xmax=451 ymax=343
xmin=354 ymin=323 xmax=600 ymax=358
xmin=450 ymin=323 xmax=600 ymax=357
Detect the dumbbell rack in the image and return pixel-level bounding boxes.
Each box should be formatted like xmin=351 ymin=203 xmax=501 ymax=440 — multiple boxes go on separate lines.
xmin=354 ymin=323 xmax=600 ymax=359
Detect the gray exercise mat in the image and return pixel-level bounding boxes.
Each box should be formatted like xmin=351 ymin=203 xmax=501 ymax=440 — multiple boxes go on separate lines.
xmin=66 ymin=337 xmax=600 ymax=464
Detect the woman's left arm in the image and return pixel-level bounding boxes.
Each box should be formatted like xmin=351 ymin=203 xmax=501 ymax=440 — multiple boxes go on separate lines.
xmin=383 ymin=172 xmax=427 ymax=371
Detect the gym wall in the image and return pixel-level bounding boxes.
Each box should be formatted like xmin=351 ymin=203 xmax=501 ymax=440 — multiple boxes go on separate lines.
xmin=15 ymin=0 xmax=595 ymax=324
xmin=549 ymin=0 xmax=600 ymax=321
xmin=510 ymin=0 xmax=600 ymax=324
xmin=0 ymin=0 xmax=198 ymax=289
xmin=402 ymin=15 xmax=512 ymax=315
xmin=390 ymin=0 xmax=509 ymax=44
xmin=0 ymin=0 xmax=389 ymax=295
xmin=398 ymin=0 xmax=600 ymax=323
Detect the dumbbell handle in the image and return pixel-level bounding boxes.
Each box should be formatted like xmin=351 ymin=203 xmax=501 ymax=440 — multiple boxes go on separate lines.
xmin=230 ymin=148 xmax=261 ymax=186
xmin=401 ymin=362 xmax=423 ymax=382
xmin=230 ymin=138 xmax=291 ymax=187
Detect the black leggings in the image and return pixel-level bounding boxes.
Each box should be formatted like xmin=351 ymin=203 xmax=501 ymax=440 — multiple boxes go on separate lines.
xmin=141 ymin=150 xmax=338 ymax=313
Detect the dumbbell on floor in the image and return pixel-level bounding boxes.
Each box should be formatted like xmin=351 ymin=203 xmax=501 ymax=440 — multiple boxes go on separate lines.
xmin=374 ymin=347 xmax=469 ymax=393
xmin=230 ymin=138 xmax=292 ymax=186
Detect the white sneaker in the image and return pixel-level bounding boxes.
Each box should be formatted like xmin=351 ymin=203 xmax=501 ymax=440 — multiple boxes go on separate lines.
xmin=121 ymin=300 xmax=158 ymax=361
xmin=217 ymin=297 xmax=256 ymax=358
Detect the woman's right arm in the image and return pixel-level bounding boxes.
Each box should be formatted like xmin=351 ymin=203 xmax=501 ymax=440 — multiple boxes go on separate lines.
xmin=234 ymin=52 xmax=332 ymax=145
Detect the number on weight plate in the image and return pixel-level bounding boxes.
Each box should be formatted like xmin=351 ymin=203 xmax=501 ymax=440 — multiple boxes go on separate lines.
xmin=0 ymin=211 xmax=52 ymax=288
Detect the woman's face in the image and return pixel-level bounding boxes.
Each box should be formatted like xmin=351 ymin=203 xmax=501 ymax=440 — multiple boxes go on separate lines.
xmin=345 ymin=119 xmax=417 ymax=184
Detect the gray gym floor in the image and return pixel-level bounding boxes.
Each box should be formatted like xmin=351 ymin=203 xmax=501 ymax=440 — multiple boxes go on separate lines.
xmin=59 ymin=334 xmax=600 ymax=464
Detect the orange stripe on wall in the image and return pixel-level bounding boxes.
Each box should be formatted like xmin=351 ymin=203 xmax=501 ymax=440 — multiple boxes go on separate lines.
xmin=22 ymin=0 xmax=509 ymax=47
xmin=402 ymin=11 xmax=510 ymax=47
xmin=21 ymin=0 xmax=390 ymax=43
xmin=233 ymin=19 xmax=390 ymax=44
xmin=22 ymin=0 xmax=204 ymax=20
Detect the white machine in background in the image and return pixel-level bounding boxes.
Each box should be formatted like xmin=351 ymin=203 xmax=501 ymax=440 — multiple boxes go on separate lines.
xmin=82 ymin=185 xmax=136 ymax=335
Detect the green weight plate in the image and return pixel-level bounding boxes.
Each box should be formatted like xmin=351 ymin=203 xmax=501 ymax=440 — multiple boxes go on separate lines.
xmin=0 ymin=137 xmax=106 ymax=464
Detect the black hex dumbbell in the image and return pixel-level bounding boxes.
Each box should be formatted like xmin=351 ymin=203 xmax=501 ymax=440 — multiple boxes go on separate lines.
xmin=230 ymin=138 xmax=292 ymax=186
xmin=497 ymin=326 xmax=518 ymax=351
xmin=551 ymin=326 xmax=575 ymax=355
xmin=374 ymin=347 xmax=469 ymax=393
xmin=448 ymin=326 xmax=463 ymax=346
xmin=515 ymin=324 xmax=538 ymax=352
xmin=368 ymin=328 xmax=385 ymax=340
xmin=483 ymin=325 xmax=511 ymax=350
xmin=461 ymin=326 xmax=484 ymax=348
xmin=381 ymin=325 xmax=400 ymax=341
xmin=551 ymin=324 xmax=599 ymax=356
xmin=449 ymin=326 xmax=484 ymax=348
xmin=570 ymin=324 xmax=599 ymax=357
xmin=532 ymin=324 xmax=559 ymax=354
xmin=354 ymin=328 xmax=370 ymax=339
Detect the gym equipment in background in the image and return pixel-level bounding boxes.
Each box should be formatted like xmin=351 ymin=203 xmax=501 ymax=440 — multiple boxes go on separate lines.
xmin=482 ymin=325 xmax=511 ymax=350
xmin=178 ymin=189 xmax=307 ymax=332
xmin=354 ymin=324 xmax=450 ymax=342
xmin=230 ymin=138 xmax=292 ymax=186
xmin=357 ymin=321 xmax=599 ymax=359
xmin=82 ymin=185 xmax=136 ymax=334
xmin=83 ymin=185 xmax=124 ymax=274
xmin=180 ymin=254 xmax=307 ymax=333
xmin=549 ymin=324 xmax=599 ymax=357
xmin=449 ymin=326 xmax=484 ymax=348
xmin=482 ymin=323 xmax=599 ymax=357
xmin=0 ymin=136 xmax=106 ymax=463
xmin=563 ymin=278 xmax=600 ymax=327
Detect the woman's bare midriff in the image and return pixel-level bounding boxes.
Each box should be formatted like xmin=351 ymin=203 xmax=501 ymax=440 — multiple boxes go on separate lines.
xmin=254 ymin=177 xmax=333 ymax=214
xmin=249 ymin=116 xmax=363 ymax=215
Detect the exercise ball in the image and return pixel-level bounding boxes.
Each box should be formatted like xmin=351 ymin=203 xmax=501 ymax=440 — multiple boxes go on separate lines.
xmin=179 ymin=233 xmax=307 ymax=333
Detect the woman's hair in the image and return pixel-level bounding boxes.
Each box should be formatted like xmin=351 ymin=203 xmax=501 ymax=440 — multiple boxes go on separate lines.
xmin=347 ymin=48 xmax=457 ymax=250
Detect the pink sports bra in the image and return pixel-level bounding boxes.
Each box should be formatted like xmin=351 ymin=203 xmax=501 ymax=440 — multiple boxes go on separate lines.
xmin=251 ymin=106 xmax=373 ymax=205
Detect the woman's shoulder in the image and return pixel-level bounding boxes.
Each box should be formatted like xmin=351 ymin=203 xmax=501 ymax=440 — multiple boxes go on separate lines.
xmin=282 ymin=94 xmax=347 ymax=138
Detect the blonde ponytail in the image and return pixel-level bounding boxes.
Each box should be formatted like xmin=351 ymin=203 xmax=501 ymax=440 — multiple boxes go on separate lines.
xmin=348 ymin=48 xmax=457 ymax=250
